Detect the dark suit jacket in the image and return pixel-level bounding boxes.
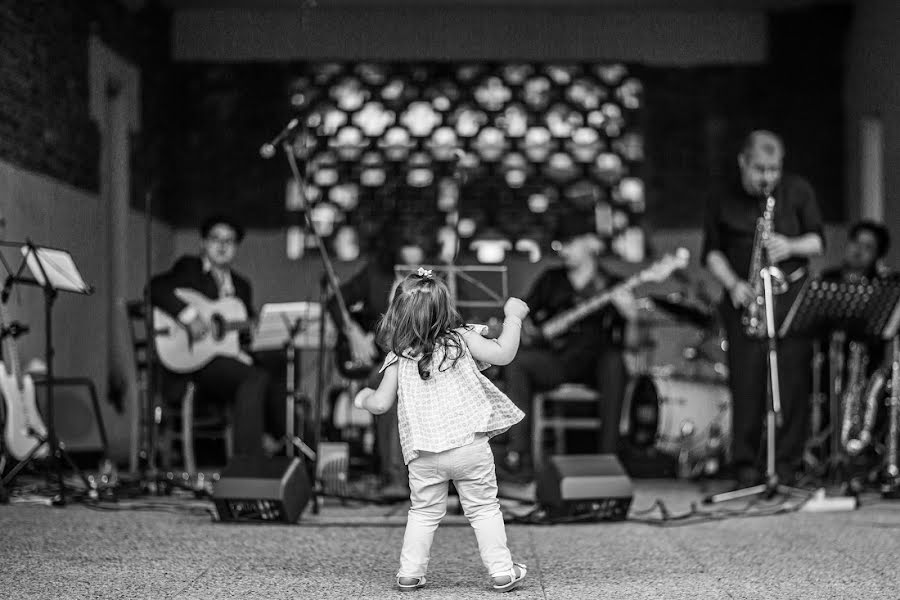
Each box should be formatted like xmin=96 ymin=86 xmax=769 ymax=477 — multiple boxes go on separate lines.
xmin=149 ymin=255 xmax=254 ymax=320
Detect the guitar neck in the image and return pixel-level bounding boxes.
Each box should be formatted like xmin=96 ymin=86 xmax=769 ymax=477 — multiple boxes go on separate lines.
xmin=540 ymin=273 xmax=642 ymax=341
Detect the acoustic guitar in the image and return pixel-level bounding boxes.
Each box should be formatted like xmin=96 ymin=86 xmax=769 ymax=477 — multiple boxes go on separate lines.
xmin=526 ymin=250 xmax=690 ymax=349
xmin=0 ymin=299 xmax=48 ymax=460
xmin=153 ymin=288 xmax=252 ymax=373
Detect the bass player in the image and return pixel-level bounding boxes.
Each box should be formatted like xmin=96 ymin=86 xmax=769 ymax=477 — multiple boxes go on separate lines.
xmin=325 ymin=230 xmax=434 ymax=501
xmin=499 ymin=213 xmax=638 ymax=482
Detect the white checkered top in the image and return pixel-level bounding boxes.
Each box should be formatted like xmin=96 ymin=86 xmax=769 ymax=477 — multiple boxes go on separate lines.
xmin=380 ymin=325 xmax=525 ymax=464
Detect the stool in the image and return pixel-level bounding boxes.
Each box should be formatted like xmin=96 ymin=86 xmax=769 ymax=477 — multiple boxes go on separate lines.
xmin=532 ymin=383 xmax=602 ymax=473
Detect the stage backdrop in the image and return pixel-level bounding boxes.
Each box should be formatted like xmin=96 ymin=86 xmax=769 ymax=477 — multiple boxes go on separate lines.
xmin=175 ymin=61 xmax=648 ymax=265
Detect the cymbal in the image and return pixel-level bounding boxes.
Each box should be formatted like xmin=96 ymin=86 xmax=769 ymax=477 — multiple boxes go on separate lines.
xmin=647 ymin=293 xmax=715 ymax=329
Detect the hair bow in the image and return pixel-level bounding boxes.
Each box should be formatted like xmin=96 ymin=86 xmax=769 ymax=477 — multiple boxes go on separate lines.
xmin=416 ymin=267 xmax=433 ymax=278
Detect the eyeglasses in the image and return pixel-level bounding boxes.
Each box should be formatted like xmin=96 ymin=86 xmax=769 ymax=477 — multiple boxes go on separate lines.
xmin=206 ymin=236 xmax=237 ymax=245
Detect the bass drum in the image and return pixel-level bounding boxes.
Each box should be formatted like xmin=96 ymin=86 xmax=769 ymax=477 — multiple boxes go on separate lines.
xmin=625 ymin=374 xmax=732 ymax=468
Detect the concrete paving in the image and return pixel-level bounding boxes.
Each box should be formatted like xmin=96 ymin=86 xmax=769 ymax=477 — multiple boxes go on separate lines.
xmin=1 ymin=479 xmax=898 ymax=599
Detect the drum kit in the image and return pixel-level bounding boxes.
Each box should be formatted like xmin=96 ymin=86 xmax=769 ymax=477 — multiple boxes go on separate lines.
xmin=623 ymin=288 xmax=732 ymax=479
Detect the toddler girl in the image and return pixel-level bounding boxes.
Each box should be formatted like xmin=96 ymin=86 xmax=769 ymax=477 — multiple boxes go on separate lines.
xmin=354 ymin=268 xmax=529 ymax=592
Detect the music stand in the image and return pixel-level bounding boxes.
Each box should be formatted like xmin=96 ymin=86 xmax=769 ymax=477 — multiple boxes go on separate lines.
xmin=704 ymin=267 xmax=809 ymax=504
xmin=778 ymin=276 xmax=900 ymax=488
xmin=252 ymin=302 xmax=335 ymax=462
xmin=393 ymin=264 xmax=508 ymax=319
xmin=0 ymin=240 xmax=93 ymax=506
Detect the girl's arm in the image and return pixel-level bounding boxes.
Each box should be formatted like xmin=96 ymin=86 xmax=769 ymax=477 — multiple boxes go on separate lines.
xmin=464 ymin=297 xmax=528 ymax=365
xmin=462 ymin=316 xmax=523 ymax=366
xmin=354 ymin=363 xmax=399 ymax=415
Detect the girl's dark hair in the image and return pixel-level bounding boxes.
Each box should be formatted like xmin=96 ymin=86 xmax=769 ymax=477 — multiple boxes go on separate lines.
xmin=377 ymin=271 xmax=466 ymax=380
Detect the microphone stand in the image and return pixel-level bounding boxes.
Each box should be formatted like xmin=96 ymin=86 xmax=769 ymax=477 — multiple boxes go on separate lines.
xmin=277 ymin=131 xmax=353 ymax=514
xmin=704 ymin=266 xmax=809 ymax=504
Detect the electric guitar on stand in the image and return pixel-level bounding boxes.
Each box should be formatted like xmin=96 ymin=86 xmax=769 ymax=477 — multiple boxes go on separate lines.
xmin=0 ymin=298 xmax=47 ymax=461
xmin=153 ymin=288 xmax=253 ymax=373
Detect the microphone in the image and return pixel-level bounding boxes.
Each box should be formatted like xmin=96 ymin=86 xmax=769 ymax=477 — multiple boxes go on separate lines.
xmin=259 ymin=118 xmax=300 ymax=159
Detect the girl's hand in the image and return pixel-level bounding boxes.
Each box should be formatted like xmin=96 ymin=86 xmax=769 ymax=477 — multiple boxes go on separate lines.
xmin=354 ymin=387 xmax=375 ymax=410
xmin=504 ymin=297 xmax=529 ymax=321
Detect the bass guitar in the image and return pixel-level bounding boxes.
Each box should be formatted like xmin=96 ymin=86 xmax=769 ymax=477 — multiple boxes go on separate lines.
xmin=335 ymin=326 xmax=378 ymax=380
xmin=153 ymin=288 xmax=253 ymax=373
xmin=0 ymin=299 xmax=47 ymax=460
xmin=526 ymin=249 xmax=690 ymax=348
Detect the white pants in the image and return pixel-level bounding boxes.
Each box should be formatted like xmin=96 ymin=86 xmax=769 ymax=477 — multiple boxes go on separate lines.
xmin=398 ymin=436 xmax=513 ymax=578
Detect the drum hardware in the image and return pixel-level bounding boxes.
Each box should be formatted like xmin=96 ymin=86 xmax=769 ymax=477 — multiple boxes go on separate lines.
xmin=678 ymin=325 xmax=729 ymax=383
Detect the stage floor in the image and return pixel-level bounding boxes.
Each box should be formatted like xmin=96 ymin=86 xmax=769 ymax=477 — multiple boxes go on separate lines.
xmin=1 ymin=478 xmax=898 ymax=599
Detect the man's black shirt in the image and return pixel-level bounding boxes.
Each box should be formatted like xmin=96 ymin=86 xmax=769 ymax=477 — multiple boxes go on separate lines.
xmin=525 ymin=266 xmax=626 ymax=378
xmin=702 ymin=174 xmax=824 ymax=279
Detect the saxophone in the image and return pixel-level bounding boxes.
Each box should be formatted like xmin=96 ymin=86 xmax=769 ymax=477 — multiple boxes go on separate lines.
xmin=840 ymin=342 xmax=870 ymax=453
xmin=742 ymin=190 xmax=788 ymax=337
xmin=845 ymin=364 xmax=887 ymax=455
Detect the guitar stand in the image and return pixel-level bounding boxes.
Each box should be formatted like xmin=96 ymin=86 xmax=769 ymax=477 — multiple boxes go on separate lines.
xmin=0 ymin=240 xmax=94 ymax=505
xmin=1 ymin=427 xmax=97 ymax=502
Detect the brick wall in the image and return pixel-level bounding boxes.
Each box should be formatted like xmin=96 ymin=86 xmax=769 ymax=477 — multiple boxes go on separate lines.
xmin=0 ymin=0 xmax=172 ymax=201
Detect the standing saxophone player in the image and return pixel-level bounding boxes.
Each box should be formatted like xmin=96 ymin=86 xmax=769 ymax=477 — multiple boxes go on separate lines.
xmin=702 ymin=130 xmax=825 ymax=488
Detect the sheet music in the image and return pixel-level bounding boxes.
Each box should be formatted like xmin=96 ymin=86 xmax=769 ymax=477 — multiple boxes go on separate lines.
xmin=21 ymin=246 xmax=90 ymax=293
xmin=251 ymin=301 xmax=336 ymax=352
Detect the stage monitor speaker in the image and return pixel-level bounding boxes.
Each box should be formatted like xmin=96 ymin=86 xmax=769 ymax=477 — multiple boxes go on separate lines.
xmin=34 ymin=377 xmax=107 ymax=464
xmin=536 ymin=454 xmax=633 ymax=520
xmin=213 ymin=456 xmax=311 ymax=524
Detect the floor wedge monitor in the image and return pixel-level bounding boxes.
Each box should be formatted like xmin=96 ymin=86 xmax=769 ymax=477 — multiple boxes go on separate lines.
xmin=536 ymin=454 xmax=633 ymax=520
xmin=213 ymin=456 xmax=311 ymax=523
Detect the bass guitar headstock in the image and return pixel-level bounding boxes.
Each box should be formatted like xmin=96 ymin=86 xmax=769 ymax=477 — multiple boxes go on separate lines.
xmin=637 ymin=248 xmax=690 ymax=285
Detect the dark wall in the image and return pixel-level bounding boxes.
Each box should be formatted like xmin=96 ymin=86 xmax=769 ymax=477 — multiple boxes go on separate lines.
xmin=0 ymin=1 xmax=848 ymax=230
xmin=166 ymin=5 xmax=849 ymax=233
xmin=644 ymin=4 xmax=850 ymax=229
xmin=0 ymin=0 xmax=172 ymax=203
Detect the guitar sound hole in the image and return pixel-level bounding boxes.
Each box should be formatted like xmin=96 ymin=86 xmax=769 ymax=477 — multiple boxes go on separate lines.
xmin=210 ymin=315 xmax=224 ymax=340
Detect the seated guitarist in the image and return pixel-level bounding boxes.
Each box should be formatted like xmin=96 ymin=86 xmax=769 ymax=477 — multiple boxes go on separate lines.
xmin=500 ymin=214 xmax=637 ymax=480
xmin=149 ymin=215 xmax=278 ymax=457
